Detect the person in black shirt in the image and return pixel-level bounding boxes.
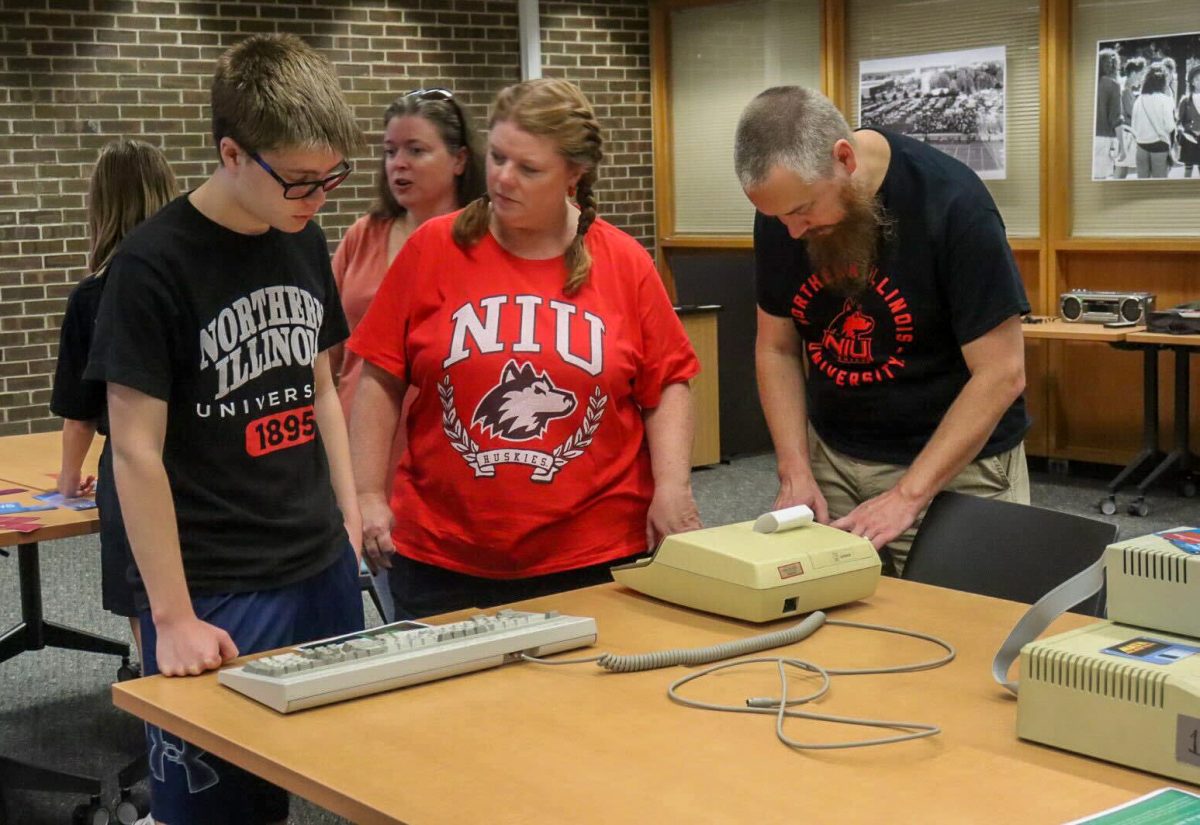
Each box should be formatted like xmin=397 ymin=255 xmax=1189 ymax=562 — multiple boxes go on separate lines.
xmin=734 ymin=86 xmax=1030 ymax=575
xmin=86 ymin=35 xmax=365 ymax=825
xmin=50 ymin=139 xmax=178 ymax=658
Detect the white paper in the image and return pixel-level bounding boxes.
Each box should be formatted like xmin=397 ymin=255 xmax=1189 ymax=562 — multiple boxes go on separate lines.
xmin=753 ymin=505 xmax=815 ymax=534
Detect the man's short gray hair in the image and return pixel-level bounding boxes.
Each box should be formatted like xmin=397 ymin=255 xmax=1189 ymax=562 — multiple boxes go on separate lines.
xmin=734 ymin=86 xmax=853 ymax=187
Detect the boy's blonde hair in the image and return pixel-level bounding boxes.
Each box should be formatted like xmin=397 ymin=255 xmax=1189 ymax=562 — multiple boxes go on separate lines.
xmin=453 ymin=79 xmax=604 ymax=294
xmin=88 ymin=139 xmax=178 ymax=273
xmin=211 ymin=33 xmax=363 ymax=158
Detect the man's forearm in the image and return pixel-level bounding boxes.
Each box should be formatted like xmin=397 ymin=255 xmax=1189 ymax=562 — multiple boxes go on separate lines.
xmin=897 ymin=368 xmax=1024 ymax=505
xmin=755 ymin=345 xmax=812 ymax=479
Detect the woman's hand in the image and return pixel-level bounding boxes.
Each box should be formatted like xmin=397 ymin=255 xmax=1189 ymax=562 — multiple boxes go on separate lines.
xmin=358 ymin=492 xmax=396 ymax=574
xmin=645 ymin=481 xmax=703 ymax=551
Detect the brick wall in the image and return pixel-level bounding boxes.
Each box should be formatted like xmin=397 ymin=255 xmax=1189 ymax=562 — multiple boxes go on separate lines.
xmin=0 ymin=0 xmax=653 ymax=434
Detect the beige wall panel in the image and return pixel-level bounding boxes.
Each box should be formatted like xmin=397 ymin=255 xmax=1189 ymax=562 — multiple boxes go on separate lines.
xmin=669 ymin=0 xmax=822 ymax=235
xmin=844 ymin=0 xmax=1041 ymax=237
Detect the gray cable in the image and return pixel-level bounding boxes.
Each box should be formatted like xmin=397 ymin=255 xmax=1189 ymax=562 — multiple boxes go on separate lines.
xmin=521 ymin=611 xmax=826 ymax=670
xmin=522 ymin=611 xmax=956 ymax=751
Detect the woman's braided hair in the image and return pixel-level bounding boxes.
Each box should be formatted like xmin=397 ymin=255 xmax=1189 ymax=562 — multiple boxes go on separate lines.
xmin=452 ymin=78 xmax=604 ymax=294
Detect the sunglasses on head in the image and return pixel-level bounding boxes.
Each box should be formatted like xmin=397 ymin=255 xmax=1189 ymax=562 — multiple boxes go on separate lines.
xmin=405 ymin=87 xmax=467 ymax=141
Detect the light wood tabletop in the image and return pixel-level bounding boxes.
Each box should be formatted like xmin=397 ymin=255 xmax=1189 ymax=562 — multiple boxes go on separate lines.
xmin=1020 ymin=318 xmax=1141 ymax=342
xmin=0 ymin=430 xmax=102 ymax=492
xmin=0 ymin=430 xmax=102 ymax=546
xmin=113 ymin=578 xmax=1190 ymax=825
xmin=1125 ymin=330 xmax=1200 ymax=348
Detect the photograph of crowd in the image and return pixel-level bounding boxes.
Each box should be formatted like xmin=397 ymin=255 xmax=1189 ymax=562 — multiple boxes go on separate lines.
xmin=859 ymin=46 xmax=1006 ymax=180
xmin=1092 ymin=30 xmax=1200 ymax=181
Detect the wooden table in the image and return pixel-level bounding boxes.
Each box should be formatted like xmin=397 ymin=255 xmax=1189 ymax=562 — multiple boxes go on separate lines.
xmin=113 ymin=578 xmax=1188 ymax=824
xmin=0 ymin=431 xmax=129 ymax=807
xmin=1121 ymin=330 xmax=1200 ymax=507
xmin=0 ymin=431 xmax=123 ymax=666
xmin=1019 ymin=317 xmax=1140 ymax=342
xmin=1022 ymin=319 xmax=1199 ymax=515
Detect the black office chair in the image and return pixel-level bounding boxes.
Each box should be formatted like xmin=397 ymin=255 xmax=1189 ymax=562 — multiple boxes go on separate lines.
xmin=902 ymin=491 xmax=1119 ymax=617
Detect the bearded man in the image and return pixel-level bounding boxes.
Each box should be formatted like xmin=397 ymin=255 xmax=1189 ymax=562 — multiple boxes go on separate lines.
xmin=735 ymin=86 xmax=1030 ymax=575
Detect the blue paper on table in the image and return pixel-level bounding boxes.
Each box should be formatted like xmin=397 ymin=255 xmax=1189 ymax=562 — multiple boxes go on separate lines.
xmin=32 ymin=492 xmax=98 ymax=511
xmin=0 ymin=501 xmax=56 ymax=514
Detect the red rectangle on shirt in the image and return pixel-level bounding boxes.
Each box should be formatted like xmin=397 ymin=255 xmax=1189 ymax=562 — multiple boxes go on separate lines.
xmin=245 ymin=405 xmax=316 ymax=457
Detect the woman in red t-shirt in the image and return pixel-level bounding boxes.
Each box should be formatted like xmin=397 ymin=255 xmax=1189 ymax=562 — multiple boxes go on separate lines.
xmin=349 ymin=79 xmax=702 ymax=620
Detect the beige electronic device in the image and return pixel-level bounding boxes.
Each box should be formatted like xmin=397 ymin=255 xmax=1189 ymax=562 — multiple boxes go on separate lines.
xmin=610 ymin=519 xmax=880 ymax=623
xmin=1016 ymin=529 xmax=1200 ymax=783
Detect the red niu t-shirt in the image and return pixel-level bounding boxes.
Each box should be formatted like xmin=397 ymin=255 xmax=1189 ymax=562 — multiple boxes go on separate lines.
xmin=349 ymin=213 xmax=699 ymax=578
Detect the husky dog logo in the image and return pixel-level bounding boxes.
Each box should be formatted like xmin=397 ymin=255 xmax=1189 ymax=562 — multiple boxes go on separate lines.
xmin=472 ymin=360 xmax=578 ymax=441
xmin=821 ymin=298 xmax=875 ymax=365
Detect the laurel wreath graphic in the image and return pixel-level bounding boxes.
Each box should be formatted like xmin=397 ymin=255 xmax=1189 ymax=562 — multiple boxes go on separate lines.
xmin=550 ymin=387 xmax=607 ymax=470
xmin=439 ymin=376 xmax=483 ymax=471
xmin=439 ymin=376 xmax=608 ymax=478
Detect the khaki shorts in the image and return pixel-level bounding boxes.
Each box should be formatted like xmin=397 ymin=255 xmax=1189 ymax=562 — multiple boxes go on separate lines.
xmin=808 ymin=427 xmax=1030 ymax=576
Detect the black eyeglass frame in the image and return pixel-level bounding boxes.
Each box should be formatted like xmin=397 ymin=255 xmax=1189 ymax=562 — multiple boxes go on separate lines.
xmin=404 ymin=87 xmax=467 ymax=145
xmin=250 ymin=153 xmax=353 ymax=200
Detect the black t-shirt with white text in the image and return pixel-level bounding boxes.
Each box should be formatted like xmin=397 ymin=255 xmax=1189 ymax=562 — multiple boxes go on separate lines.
xmin=85 ymin=195 xmax=349 ymax=597
xmin=756 ymin=129 xmax=1030 ymax=465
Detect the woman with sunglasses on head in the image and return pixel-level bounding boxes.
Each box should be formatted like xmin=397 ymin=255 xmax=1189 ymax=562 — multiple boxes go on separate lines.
xmin=331 ymin=89 xmax=485 ymax=428
xmin=348 ymin=78 xmax=703 ymax=620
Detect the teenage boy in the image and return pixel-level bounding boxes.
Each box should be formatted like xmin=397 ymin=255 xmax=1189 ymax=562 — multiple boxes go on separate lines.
xmin=87 ymin=33 xmax=364 ymax=824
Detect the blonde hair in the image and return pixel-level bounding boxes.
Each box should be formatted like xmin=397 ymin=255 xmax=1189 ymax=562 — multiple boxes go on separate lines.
xmin=452 ymin=78 xmax=604 ymax=294
xmin=210 ymin=33 xmax=363 ymax=159
xmin=88 ymin=140 xmax=178 ymax=273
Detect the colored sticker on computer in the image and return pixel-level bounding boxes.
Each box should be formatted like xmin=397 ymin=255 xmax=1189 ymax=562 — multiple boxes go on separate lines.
xmin=1156 ymin=528 xmax=1200 ymax=555
xmin=1102 ymin=636 xmax=1200 ymax=665
xmin=777 ymin=561 xmax=805 ymax=579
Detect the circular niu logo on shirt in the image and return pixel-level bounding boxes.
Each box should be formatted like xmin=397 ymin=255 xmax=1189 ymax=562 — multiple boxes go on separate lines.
xmin=791 ymin=269 xmax=916 ymax=387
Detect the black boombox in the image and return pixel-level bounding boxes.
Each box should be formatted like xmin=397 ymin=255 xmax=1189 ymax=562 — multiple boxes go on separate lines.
xmin=1059 ymin=290 xmax=1156 ymax=324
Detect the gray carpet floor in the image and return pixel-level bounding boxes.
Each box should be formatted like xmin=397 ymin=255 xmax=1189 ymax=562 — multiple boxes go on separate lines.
xmin=1 ymin=453 xmax=1195 ymax=823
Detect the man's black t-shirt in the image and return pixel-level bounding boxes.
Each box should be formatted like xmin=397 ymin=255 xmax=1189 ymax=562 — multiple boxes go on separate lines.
xmin=756 ymin=129 xmax=1030 ymax=465
xmin=85 ymin=195 xmax=350 ymax=597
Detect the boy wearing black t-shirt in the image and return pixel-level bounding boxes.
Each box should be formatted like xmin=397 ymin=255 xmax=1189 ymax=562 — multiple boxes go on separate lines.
xmin=86 ymin=34 xmax=364 ymax=825
xmin=734 ymin=86 xmax=1030 ymax=576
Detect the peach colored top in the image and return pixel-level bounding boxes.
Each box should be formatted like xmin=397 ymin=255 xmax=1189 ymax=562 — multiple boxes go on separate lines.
xmin=332 ymin=214 xmax=411 ymax=481
xmin=332 ymin=214 xmax=395 ymax=419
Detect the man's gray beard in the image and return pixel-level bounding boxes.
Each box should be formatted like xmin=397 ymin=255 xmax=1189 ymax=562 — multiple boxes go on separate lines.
xmin=805 ymin=189 xmax=890 ymax=296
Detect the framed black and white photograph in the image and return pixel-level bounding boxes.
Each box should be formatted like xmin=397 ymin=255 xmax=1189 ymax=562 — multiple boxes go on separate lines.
xmin=1092 ymin=31 xmax=1200 ymax=181
xmin=859 ymin=46 xmax=1007 ymax=180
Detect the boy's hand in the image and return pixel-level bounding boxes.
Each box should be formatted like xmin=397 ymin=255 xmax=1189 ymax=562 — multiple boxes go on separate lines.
xmin=57 ymin=472 xmax=96 ymax=498
xmin=154 ymin=615 xmax=239 ymax=677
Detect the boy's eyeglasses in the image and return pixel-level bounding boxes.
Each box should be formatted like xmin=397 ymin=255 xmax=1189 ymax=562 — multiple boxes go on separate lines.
xmin=251 ymin=153 xmax=353 ymax=200
xmin=405 ymin=87 xmax=467 ymax=141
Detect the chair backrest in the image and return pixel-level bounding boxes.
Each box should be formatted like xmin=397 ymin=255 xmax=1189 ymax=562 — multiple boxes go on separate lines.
xmin=902 ymin=491 xmax=1119 ymax=616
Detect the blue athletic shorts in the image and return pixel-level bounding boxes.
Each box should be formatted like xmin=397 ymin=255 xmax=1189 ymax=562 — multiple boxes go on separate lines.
xmin=139 ymin=543 xmax=364 ymax=825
